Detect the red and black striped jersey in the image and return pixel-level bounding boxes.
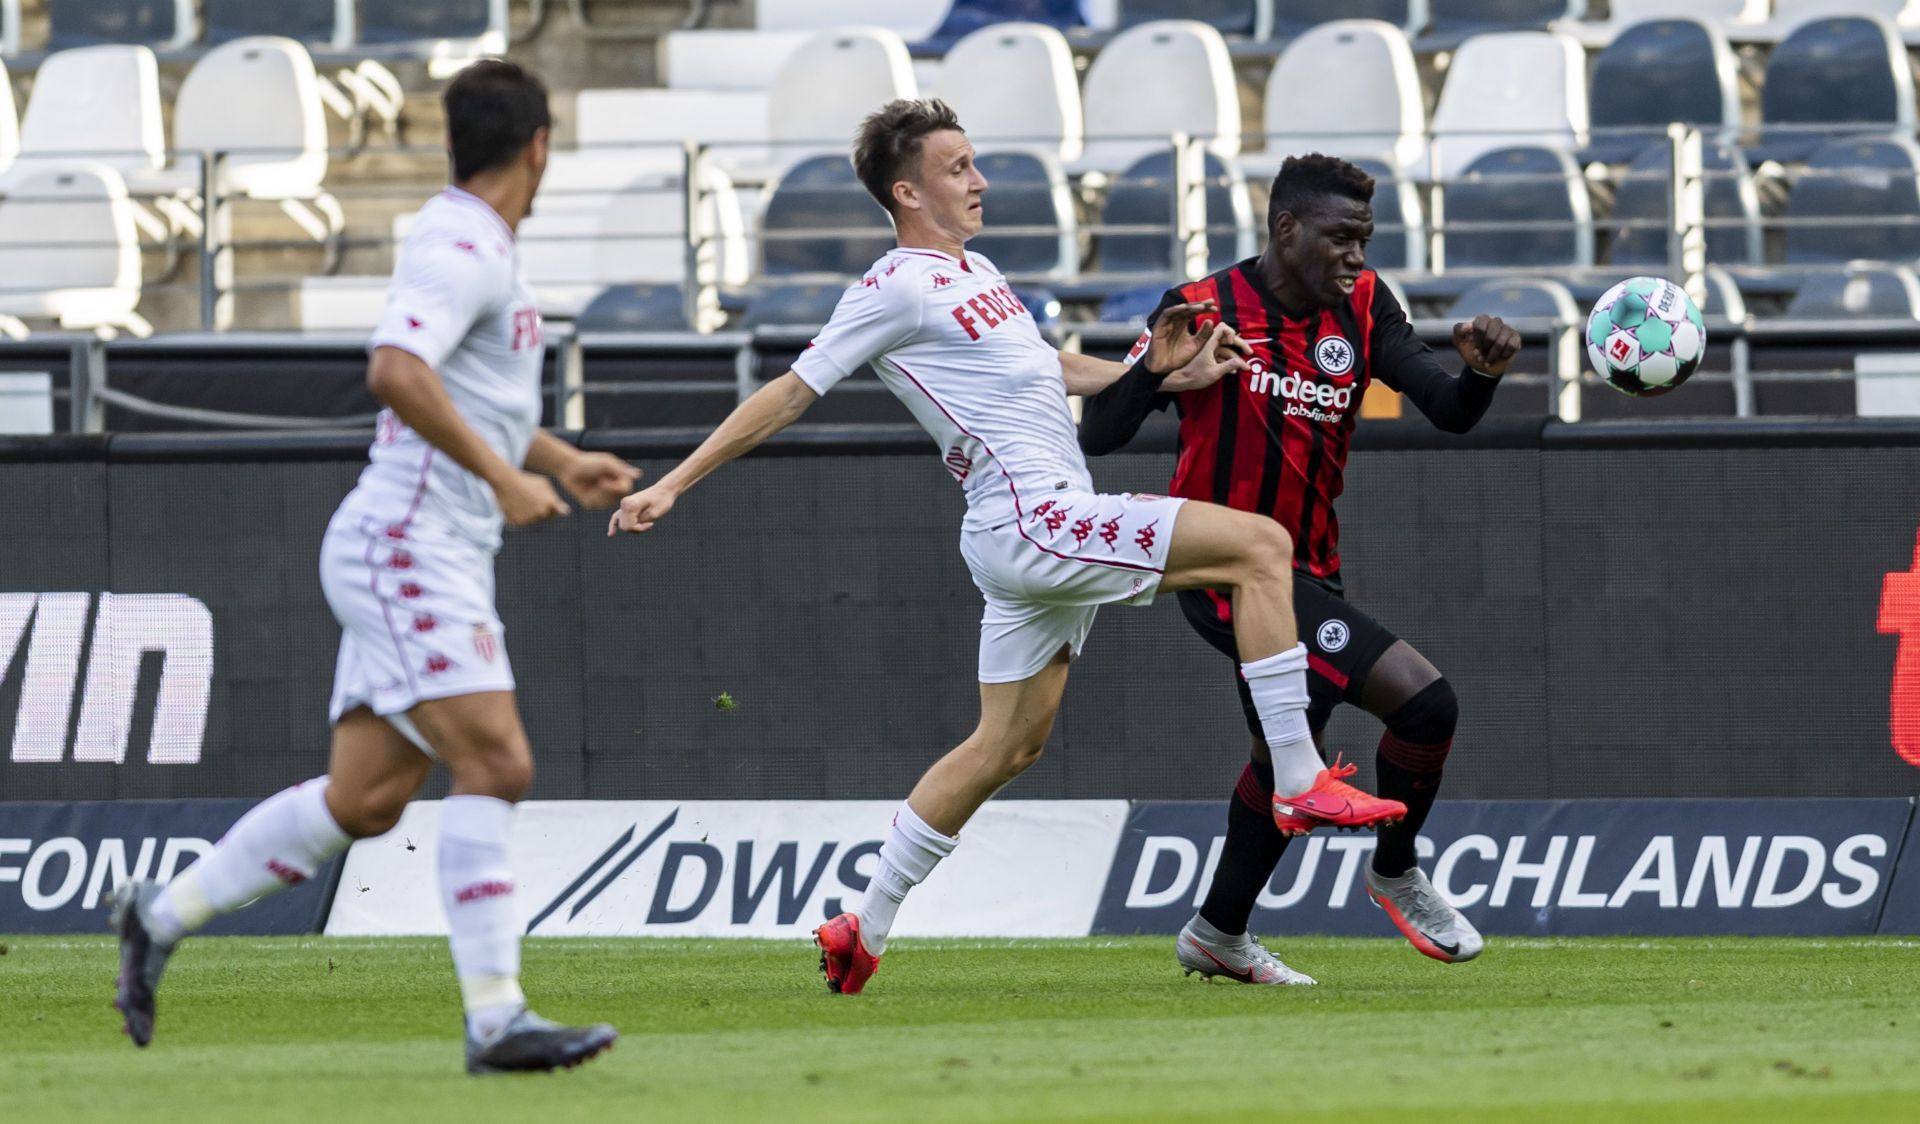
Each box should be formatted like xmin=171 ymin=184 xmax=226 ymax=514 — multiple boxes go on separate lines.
xmin=1081 ymin=259 xmax=1499 ymax=581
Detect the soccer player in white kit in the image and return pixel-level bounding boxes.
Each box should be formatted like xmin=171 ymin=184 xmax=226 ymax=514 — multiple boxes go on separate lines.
xmin=609 ymin=100 xmax=1409 ymax=994
xmin=110 ymin=61 xmax=628 ymax=1073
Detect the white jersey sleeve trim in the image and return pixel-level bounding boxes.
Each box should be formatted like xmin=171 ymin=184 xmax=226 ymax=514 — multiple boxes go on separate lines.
xmin=791 ymin=262 xmax=924 ymax=396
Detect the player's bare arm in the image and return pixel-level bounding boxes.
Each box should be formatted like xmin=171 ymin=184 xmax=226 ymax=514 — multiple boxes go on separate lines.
xmin=1453 ymin=314 xmax=1522 ymax=375
xmin=607 ymin=371 xmax=820 ymax=535
xmin=367 ymin=345 xmax=568 ymax=527
xmin=523 ymin=430 xmax=642 ymax=510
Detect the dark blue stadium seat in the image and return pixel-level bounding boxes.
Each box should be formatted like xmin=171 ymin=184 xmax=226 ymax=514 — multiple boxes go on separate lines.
xmin=1352 ymin=158 xmax=1423 ymax=272
xmin=1785 ymin=138 xmax=1920 ymax=265
xmin=360 ymin=0 xmax=492 ymax=43
xmin=1270 ymin=2 xmax=1426 ymax=40
xmin=1098 ymin=150 xmax=1250 ymax=278
xmin=1785 ymin=267 xmax=1920 ymax=320
xmin=967 ymin=152 xmax=1075 ymax=277
xmin=1445 ymin=278 xmax=1580 ymax=321
xmin=206 ymin=0 xmax=336 ymax=45
xmin=927 ymin=1 xmax=1082 ymax=45
xmin=1117 ymin=1 xmax=1263 ymax=37
xmin=1585 ymin=19 xmax=1737 ymax=166
xmin=48 ymin=0 xmax=191 ymax=49
xmin=1097 ymin=285 xmax=1170 ymax=325
xmin=1015 ymin=286 xmax=1062 ymax=328
xmin=1445 ymin=147 xmax=1591 ymax=269
xmin=761 ymin=156 xmax=895 ymax=277
xmin=1754 ymin=17 xmax=1911 ymax=165
xmin=1607 ymin=142 xmax=1761 ymax=266
xmin=576 ymin=285 xmax=691 ymax=332
xmin=743 ymin=282 xmax=853 ymax=331
xmin=1425 ymin=1 xmax=1576 ymax=40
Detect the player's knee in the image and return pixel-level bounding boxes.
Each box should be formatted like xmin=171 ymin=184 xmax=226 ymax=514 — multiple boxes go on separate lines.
xmin=1386 ymin=676 xmax=1459 ymax=747
xmin=1234 ymin=519 xmax=1293 ymax=583
xmin=447 ymin=732 xmax=534 ymax=801
xmin=329 ymin=785 xmax=410 ymax=838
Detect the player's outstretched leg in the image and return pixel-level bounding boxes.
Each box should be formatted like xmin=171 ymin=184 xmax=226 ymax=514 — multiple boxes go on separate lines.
xmin=410 ymin=692 xmax=617 ymax=1071
xmin=816 ymin=651 xmax=1071 ymax=994
xmin=1160 ymin=503 xmax=1405 ymax=834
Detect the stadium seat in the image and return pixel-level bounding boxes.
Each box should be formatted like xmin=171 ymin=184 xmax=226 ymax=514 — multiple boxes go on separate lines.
xmin=1096 ymin=149 xmax=1254 ymax=279
xmin=358 ymin=0 xmax=502 ymax=49
xmin=1584 ymin=19 xmax=1740 ymax=166
xmin=1558 ymin=1 xmax=1766 ymax=48
xmin=1752 ymin=17 xmax=1914 ymax=165
xmin=0 ymin=165 xmax=148 ymax=337
xmin=1269 ymin=2 xmax=1429 ymax=41
xmin=660 ymin=30 xmax=810 ymax=90
xmin=1443 ymin=147 xmax=1593 ymax=269
xmin=1445 ymin=277 xmax=1581 ymax=321
xmin=761 ymin=155 xmax=896 ymax=277
xmin=47 ymin=0 xmax=196 ymax=51
xmin=205 ymin=0 xmax=347 ymax=47
xmin=934 ymin=23 xmax=1083 ymax=162
xmin=1114 ymin=1 xmax=1271 ymax=39
xmin=575 ymin=89 xmax=772 ymax=173
xmin=1254 ymin=19 xmax=1426 ymax=174
xmin=925 ymin=1 xmax=1084 ymax=50
xmin=1352 ymin=158 xmax=1427 ymax=272
xmin=1784 ymin=137 xmax=1920 ymax=264
xmin=742 ymin=281 xmax=850 ymax=330
xmin=1429 ymin=31 xmax=1587 ymax=182
xmin=1096 ymin=284 xmax=1165 ymax=324
xmin=1080 ymin=21 xmax=1240 ymax=172
xmin=1425 ymin=1 xmax=1581 ymax=43
xmin=1606 ymin=141 xmax=1762 ymax=267
xmin=756 ymin=0 xmax=953 ymax=42
xmin=1747 ymin=1 xmax=1920 ymax=44
xmin=0 ymin=60 xmax=17 ymax=177
xmin=575 ymin=284 xmax=694 ymax=332
xmin=768 ymin=29 xmax=917 ymax=168
xmin=1785 ymin=265 xmax=1920 ymax=319
xmin=966 ymin=151 xmax=1078 ymax=279
xmin=1016 ymin=285 xmax=1061 ymax=327
xmin=7 ymin=45 xmax=165 ymax=184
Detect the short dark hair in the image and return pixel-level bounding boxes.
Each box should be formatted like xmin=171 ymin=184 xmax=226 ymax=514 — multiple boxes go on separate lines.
xmin=444 ymin=59 xmax=551 ymax=182
xmin=1267 ymin=154 xmax=1374 ymax=232
xmin=853 ymin=98 xmax=965 ymax=214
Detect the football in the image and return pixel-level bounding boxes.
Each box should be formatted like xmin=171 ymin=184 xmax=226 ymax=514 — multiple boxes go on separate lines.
xmin=1586 ymin=276 xmax=1706 ymax=396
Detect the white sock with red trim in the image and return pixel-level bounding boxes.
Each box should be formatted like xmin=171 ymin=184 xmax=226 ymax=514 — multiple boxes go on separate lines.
xmin=439 ymin=795 xmax=525 ymax=1040
xmin=856 ymin=801 xmax=957 ymax=955
xmin=145 ymin=777 xmax=349 ymax=946
xmin=1241 ymin=644 xmax=1322 ymax=795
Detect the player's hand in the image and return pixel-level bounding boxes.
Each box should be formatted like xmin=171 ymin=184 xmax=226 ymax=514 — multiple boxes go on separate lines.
xmin=1160 ymin=321 xmax=1249 ymax=393
xmin=1453 ymin=314 xmax=1522 ymax=377
xmin=494 ymin=470 xmax=570 ymax=527
xmin=1144 ymin=300 xmax=1243 ymax=374
xmin=607 ymin=484 xmax=676 ymax=536
xmin=559 ymin=451 xmax=643 ymax=510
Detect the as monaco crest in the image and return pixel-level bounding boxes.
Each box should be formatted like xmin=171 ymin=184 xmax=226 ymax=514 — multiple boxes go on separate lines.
xmin=472 ymin=623 xmax=498 ymax=663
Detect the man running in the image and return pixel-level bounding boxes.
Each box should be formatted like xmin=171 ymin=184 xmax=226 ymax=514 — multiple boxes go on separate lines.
xmin=110 ymin=60 xmax=630 ymax=1073
xmin=1081 ymin=154 xmax=1522 ymax=982
xmin=609 ymin=101 xmax=1408 ymax=994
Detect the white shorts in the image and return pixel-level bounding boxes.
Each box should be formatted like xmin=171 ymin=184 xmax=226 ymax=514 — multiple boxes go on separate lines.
xmin=319 ymin=509 xmax=515 ymax=752
xmin=960 ymin=491 xmax=1186 ymax=684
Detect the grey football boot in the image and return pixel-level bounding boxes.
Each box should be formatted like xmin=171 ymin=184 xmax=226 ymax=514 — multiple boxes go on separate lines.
xmin=465 ymin=1008 xmax=619 ymax=1075
xmin=108 ymin=879 xmax=176 ymax=1047
xmin=1176 ymin=915 xmax=1317 ymax=986
xmin=1365 ymin=865 xmax=1484 ymax=963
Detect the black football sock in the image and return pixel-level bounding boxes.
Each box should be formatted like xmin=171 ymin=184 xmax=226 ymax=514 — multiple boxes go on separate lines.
xmin=1197 ymin=759 xmax=1292 ymax=936
xmin=1371 ymin=679 xmax=1457 ymax=878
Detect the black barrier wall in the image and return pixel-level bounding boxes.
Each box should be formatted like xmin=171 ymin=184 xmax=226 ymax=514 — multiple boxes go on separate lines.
xmin=3 ymin=420 xmax=1919 ymax=802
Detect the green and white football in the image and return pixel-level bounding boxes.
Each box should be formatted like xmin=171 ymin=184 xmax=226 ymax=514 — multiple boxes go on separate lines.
xmin=1586 ymin=276 xmax=1706 ymax=397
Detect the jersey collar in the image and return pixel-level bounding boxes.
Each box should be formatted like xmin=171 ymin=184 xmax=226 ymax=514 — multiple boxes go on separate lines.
xmin=892 ymin=246 xmax=972 ymax=272
xmin=440 ymin=185 xmax=516 ymax=243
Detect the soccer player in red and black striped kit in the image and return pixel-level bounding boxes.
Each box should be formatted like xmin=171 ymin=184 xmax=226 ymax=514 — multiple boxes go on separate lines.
xmin=1081 ymin=155 xmax=1522 ymax=983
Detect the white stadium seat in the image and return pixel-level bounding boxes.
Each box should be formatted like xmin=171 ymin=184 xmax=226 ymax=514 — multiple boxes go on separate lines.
xmin=660 ymin=29 xmax=812 ymax=90
xmin=0 ymin=165 xmax=148 ymax=338
xmin=756 ymin=0 xmax=952 ymax=42
xmin=0 ymin=59 xmax=18 ymax=180
xmin=1080 ymin=20 xmax=1240 ymax=173
xmin=1430 ymin=31 xmax=1588 ymax=182
xmin=1557 ymin=0 xmax=1769 ymax=48
xmin=1253 ymin=20 xmax=1427 ymax=175
xmin=768 ymin=28 xmax=918 ymax=166
xmin=934 ymin=23 xmax=1083 ymax=163
xmin=576 ymin=89 xmax=773 ymax=173
xmin=9 ymin=45 xmax=165 ymax=185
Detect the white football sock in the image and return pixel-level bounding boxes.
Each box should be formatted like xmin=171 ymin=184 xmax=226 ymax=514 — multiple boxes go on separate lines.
xmin=1241 ymin=645 xmax=1322 ymax=795
xmin=856 ymin=801 xmax=957 ymax=955
xmin=146 ymin=777 xmax=350 ymax=946
xmin=438 ymin=795 xmax=525 ymax=1040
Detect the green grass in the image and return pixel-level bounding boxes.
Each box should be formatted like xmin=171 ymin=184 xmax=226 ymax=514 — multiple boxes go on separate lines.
xmin=4 ymin=935 xmax=1918 ymax=1122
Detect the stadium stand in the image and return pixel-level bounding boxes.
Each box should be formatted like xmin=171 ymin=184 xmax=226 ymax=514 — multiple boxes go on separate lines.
xmin=756 ymin=0 xmax=953 ymax=42
xmin=922 ymin=1 xmax=1085 ymax=51
xmin=741 ymin=281 xmax=849 ymax=330
xmin=659 ymin=29 xmax=808 ymax=89
xmin=0 ymin=59 xmax=16 ymax=173
xmin=204 ymin=0 xmax=348 ymax=48
xmin=965 ymin=151 xmax=1078 ymax=280
xmin=47 ymin=0 xmax=196 ymax=51
xmin=1558 ymin=0 xmax=1768 ymax=47
xmin=1079 ymin=20 xmax=1239 ymax=172
xmin=1784 ymin=137 xmax=1920 ymax=265
xmin=0 ymin=165 xmax=148 ymax=337
xmin=1583 ymin=18 xmax=1741 ymax=165
xmin=933 ymin=22 xmax=1083 ymax=162
xmin=574 ymin=283 xmax=693 ymax=332
xmin=1353 ymin=158 xmax=1428 ymax=272
xmin=1112 ymin=1 xmax=1271 ymax=39
xmin=1444 ymin=277 xmax=1582 ymax=321
xmin=6 ymin=44 xmax=165 ymax=184
xmin=1423 ymin=0 xmax=1583 ymax=46
xmin=760 ymin=155 xmax=895 ymax=278
xmin=1752 ymin=16 xmax=1914 ymax=164
xmin=1269 ymin=2 xmax=1430 ymax=41
xmin=1746 ymin=1 xmax=1920 ymax=43
xmin=1606 ymin=141 xmax=1763 ymax=267
xmin=1785 ymin=265 xmax=1920 ymax=318
xmin=1253 ymin=19 xmax=1427 ymax=174
xmin=357 ymin=0 xmax=503 ymax=50
xmin=767 ymin=28 xmax=917 ymax=169
xmin=1428 ymin=30 xmax=1587 ymax=182
xmin=1443 ymin=146 xmax=1593 ymax=270
xmin=1094 ymin=148 xmax=1253 ymax=281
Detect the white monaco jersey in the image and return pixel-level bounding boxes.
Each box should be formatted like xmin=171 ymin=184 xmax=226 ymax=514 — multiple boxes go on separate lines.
xmin=792 ymin=247 xmax=1092 ymax=531
xmin=344 ymin=186 xmax=545 ymax=553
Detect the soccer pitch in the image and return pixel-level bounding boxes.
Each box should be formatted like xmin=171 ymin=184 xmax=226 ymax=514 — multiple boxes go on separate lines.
xmin=6 ymin=936 xmax=1918 ymax=1122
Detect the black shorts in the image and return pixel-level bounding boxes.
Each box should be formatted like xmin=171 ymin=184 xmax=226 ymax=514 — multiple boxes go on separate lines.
xmin=1177 ymin=572 xmax=1400 ymax=739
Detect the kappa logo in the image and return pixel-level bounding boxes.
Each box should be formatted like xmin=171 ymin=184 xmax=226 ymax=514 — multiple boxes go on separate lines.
xmin=1315 ymin=336 xmax=1355 ymax=376
xmin=0 ymin=593 xmax=214 ymax=765
xmin=1317 ymin=620 xmax=1351 ymax=653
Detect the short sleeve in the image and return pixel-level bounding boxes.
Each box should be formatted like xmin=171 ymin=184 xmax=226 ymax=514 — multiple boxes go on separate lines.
xmin=790 ymin=271 xmax=923 ymax=395
xmin=369 ymin=239 xmax=502 ymax=370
